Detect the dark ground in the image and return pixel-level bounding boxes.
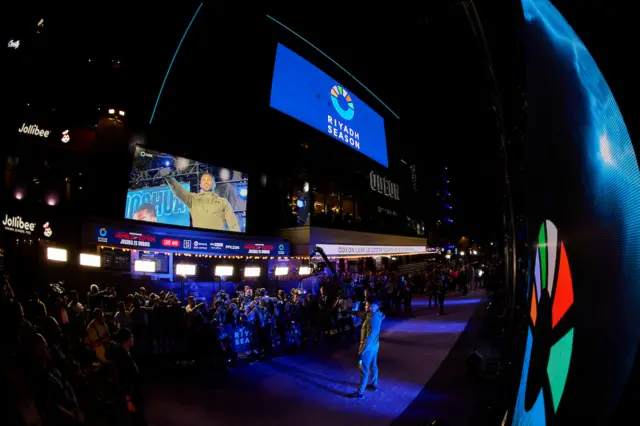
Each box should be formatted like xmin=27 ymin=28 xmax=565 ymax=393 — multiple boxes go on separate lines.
xmin=141 ymin=292 xmax=486 ymax=426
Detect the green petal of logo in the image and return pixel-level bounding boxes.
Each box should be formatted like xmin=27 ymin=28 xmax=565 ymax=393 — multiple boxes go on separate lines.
xmin=330 ymin=85 xmax=355 ymax=120
xmin=513 ymin=220 xmax=574 ymax=425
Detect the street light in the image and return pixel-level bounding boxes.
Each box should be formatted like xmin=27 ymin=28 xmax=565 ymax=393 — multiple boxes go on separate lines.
xmin=472 ymin=250 xmax=478 ymax=255
xmin=460 ymin=251 xmax=466 ymax=256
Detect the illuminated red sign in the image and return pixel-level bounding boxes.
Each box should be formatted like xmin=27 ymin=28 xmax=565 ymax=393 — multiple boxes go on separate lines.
xmin=243 ymin=244 xmax=275 ymax=250
xmin=162 ymin=238 xmax=180 ymax=247
xmin=114 ymin=232 xmax=157 ymax=243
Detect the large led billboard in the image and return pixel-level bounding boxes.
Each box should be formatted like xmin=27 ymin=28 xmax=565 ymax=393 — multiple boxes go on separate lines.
xmin=125 ymin=147 xmax=248 ymax=233
xmin=511 ymin=0 xmax=640 ymax=425
xmin=270 ymin=43 xmax=389 ymax=167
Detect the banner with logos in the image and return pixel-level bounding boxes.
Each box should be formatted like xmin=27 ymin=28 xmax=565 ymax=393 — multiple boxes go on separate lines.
xmin=94 ymin=226 xmax=289 ymax=257
xmin=315 ymin=244 xmax=426 ymax=256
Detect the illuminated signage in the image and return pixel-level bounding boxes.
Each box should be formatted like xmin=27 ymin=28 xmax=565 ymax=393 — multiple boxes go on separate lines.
xmin=370 ymin=171 xmax=400 ymax=200
xmin=315 ymin=244 xmax=426 ymax=256
xmin=161 ymin=238 xmax=180 ymax=248
xmin=95 ymin=226 xmax=289 ymax=256
xmin=3 ymin=215 xmax=36 ymax=235
xmin=43 ymin=222 xmax=52 ymax=237
xmin=18 ymin=123 xmax=51 ymax=138
xmin=270 ymin=44 xmax=388 ymax=167
xmin=61 ymin=130 xmax=70 ymax=143
xmin=409 ymin=164 xmax=418 ymax=192
xmin=8 ymin=40 xmax=20 ymax=49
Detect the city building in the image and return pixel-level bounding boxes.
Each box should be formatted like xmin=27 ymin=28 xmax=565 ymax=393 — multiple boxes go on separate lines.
xmin=1 ymin=7 xmax=431 ymax=290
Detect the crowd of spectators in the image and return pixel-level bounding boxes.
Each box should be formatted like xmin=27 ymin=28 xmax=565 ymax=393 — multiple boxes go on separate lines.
xmin=1 ymin=268 xmax=420 ymax=425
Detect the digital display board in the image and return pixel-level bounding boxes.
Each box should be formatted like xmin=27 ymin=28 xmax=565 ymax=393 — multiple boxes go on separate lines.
xmin=125 ymin=147 xmax=248 ymax=233
xmin=139 ymin=252 xmax=170 ymax=274
xmin=101 ymin=249 xmax=131 ymax=271
xmin=95 ymin=226 xmax=290 ymax=257
xmin=270 ymin=43 xmax=388 ymax=167
xmin=511 ymin=1 xmax=640 ymax=425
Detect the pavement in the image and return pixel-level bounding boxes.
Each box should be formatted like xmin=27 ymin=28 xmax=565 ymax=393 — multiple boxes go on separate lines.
xmin=143 ymin=292 xmax=486 ymax=426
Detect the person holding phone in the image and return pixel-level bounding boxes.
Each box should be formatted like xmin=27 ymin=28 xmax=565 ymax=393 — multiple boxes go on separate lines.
xmin=350 ymin=298 xmax=385 ymax=399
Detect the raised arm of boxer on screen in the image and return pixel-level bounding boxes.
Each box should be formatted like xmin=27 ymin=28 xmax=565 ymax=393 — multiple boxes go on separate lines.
xmin=161 ymin=169 xmax=195 ymax=209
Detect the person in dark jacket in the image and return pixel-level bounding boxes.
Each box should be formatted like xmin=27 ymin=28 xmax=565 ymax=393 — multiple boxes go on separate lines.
xmin=110 ymin=328 xmax=146 ymax=425
xmin=351 ymin=299 xmax=385 ymax=398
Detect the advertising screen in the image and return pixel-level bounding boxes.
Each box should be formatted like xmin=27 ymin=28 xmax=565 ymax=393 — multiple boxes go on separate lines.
xmin=270 ymin=43 xmax=388 ymax=167
xmin=125 ymin=147 xmax=248 ymax=233
xmin=95 ymin=226 xmax=290 ymax=257
xmin=511 ymin=1 xmax=640 ymax=425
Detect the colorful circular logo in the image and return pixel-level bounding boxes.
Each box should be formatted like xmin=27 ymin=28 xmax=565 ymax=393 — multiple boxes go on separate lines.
xmin=99 ymin=228 xmax=107 ymax=237
xmin=513 ymin=220 xmax=575 ymax=425
xmin=330 ymin=85 xmax=355 ymax=120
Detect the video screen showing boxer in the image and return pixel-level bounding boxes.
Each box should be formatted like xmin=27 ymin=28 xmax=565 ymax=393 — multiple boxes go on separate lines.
xmin=124 ymin=147 xmax=248 ymax=233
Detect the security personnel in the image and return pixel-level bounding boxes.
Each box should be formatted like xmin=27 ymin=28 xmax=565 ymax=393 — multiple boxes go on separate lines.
xmin=351 ymin=298 xmax=385 ymax=399
xmin=161 ymin=168 xmax=240 ymax=231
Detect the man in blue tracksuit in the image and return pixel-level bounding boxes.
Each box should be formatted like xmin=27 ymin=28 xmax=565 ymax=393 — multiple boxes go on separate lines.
xmin=351 ymin=299 xmax=385 ymax=399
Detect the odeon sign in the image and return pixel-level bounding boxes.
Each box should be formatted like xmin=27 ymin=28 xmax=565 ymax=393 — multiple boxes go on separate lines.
xmin=370 ymin=171 xmax=400 ymax=200
xmin=316 ymin=244 xmax=426 ymax=256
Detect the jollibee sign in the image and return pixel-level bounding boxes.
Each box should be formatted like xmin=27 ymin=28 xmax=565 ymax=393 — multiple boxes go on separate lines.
xmin=2 ymin=214 xmax=52 ymax=238
xmin=3 ymin=215 xmax=36 ymax=234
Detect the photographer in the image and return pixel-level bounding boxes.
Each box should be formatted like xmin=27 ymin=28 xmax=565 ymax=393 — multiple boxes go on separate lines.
xmin=86 ymin=284 xmax=115 ymax=314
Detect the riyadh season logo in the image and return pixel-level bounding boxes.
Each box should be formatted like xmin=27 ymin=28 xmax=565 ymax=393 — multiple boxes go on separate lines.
xmin=330 ymin=85 xmax=355 ymax=120
xmin=512 ymin=220 xmax=574 ymax=425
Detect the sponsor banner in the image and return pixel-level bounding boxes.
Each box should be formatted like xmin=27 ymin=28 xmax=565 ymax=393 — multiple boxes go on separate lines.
xmin=316 ymin=244 xmax=426 ymax=256
xmin=95 ymin=226 xmax=289 ymax=256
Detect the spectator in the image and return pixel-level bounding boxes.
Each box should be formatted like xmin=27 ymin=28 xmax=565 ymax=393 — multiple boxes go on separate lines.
xmin=115 ymin=301 xmax=132 ymax=330
xmin=26 ymin=333 xmax=85 ymax=425
xmin=26 ymin=292 xmax=48 ymax=320
xmin=111 ymin=328 xmax=146 ymax=425
xmin=87 ymin=308 xmax=111 ymax=364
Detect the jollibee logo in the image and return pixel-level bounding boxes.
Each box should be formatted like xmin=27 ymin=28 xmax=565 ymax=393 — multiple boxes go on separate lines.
xmin=61 ymin=130 xmax=70 ymax=143
xmin=43 ymin=222 xmax=52 ymax=238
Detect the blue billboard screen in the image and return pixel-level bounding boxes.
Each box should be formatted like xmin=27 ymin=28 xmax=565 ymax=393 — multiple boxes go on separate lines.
xmin=270 ymin=43 xmax=388 ymax=167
